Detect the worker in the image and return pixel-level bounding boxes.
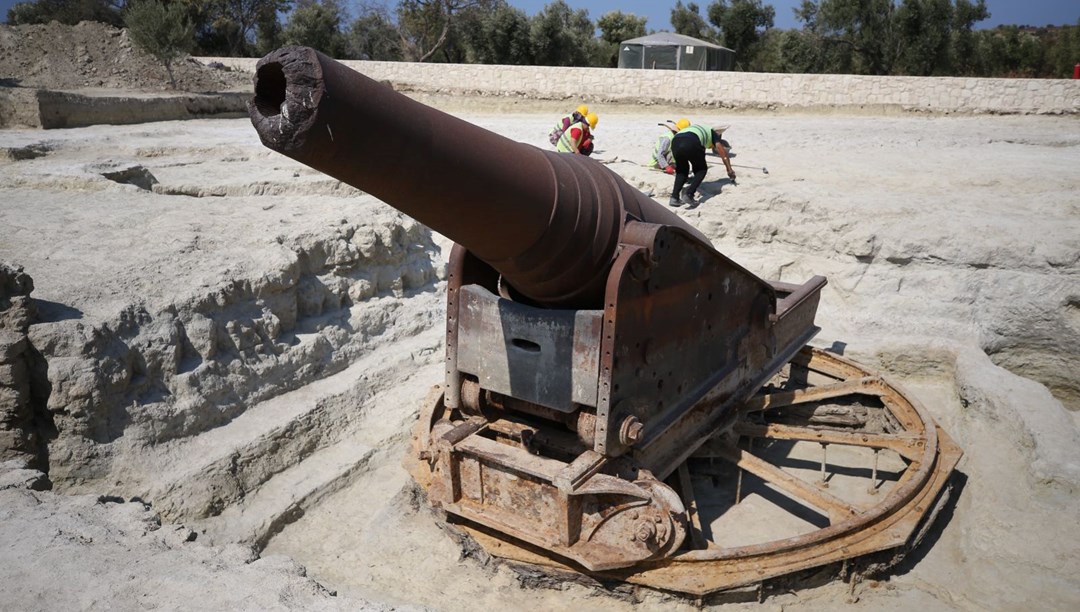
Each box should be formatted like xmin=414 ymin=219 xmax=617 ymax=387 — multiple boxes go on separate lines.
xmin=669 ymin=124 xmax=735 ymax=207
xmin=555 ymin=112 xmax=599 ymax=156
xmin=649 ymin=118 xmax=691 ymax=174
xmin=548 ymin=104 xmax=589 ymax=146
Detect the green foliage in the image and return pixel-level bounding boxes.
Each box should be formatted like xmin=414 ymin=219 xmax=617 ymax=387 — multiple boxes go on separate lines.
xmin=456 ymin=1 xmax=533 ymax=65
xmin=753 ymin=27 xmax=822 ymax=72
xmin=7 ymin=0 xmax=124 ymax=26
xmin=597 ymin=10 xmax=647 ymax=44
xmin=971 ymin=26 xmax=1045 ymax=77
xmin=892 ymin=0 xmax=954 ymax=75
xmin=671 ymin=1 xmax=715 ymax=40
xmin=816 ymin=0 xmax=897 ymax=74
xmin=1046 ymin=20 xmax=1080 ymax=77
xmin=124 ymin=0 xmax=194 ymax=88
xmin=787 ymin=0 xmax=997 ymax=76
xmin=254 ymin=1 xmax=287 ymax=55
xmin=528 ymin=0 xmax=602 ymax=66
xmin=282 ymin=0 xmax=346 ymax=58
xmin=214 ymin=0 xmax=291 ymax=56
xmin=12 ymin=0 xmax=1075 ymax=76
xmin=396 ymin=0 xmax=479 ymax=63
xmin=595 ymin=10 xmax=647 ymax=67
xmin=347 ymin=2 xmax=402 ymax=61
xmin=707 ymin=0 xmax=775 ymax=69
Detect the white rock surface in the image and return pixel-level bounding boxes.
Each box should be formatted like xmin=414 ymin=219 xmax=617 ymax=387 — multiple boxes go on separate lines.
xmin=1 ymin=106 xmax=1078 ymax=610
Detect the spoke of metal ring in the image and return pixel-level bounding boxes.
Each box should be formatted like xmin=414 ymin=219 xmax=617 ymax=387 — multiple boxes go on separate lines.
xmin=869 ymin=449 xmax=879 ymax=495
xmin=819 ymin=443 xmax=829 ymax=487
xmin=734 ymin=422 xmax=925 ymax=462
xmin=718 ymin=446 xmax=859 ymax=524
xmin=734 ymin=437 xmax=751 ymax=504
xmin=677 ymin=463 xmax=708 ymax=550
xmin=744 ymin=376 xmax=883 ymax=412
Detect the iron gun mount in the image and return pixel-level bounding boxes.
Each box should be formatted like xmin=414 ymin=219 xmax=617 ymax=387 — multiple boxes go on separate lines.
xmin=250 ymin=47 xmax=961 ymax=597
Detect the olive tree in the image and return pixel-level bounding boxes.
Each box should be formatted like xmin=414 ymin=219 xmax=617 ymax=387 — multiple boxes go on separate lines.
xmin=124 ymin=0 xmax=195 ymax=88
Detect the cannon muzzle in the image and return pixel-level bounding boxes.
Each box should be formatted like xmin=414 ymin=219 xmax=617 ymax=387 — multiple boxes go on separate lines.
xmin=248 ymin=47 xmax=707 ymax=308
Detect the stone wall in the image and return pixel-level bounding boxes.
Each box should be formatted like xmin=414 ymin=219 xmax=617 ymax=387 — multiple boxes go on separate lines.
xmin=203 ymin=57 xmax=1080 ymax=115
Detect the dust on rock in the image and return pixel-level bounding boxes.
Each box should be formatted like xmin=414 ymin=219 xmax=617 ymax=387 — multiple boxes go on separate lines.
xmin=0 ymin=21 xmax=247 ymax=92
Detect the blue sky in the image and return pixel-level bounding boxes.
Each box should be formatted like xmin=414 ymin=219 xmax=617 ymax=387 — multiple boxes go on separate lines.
xmin=506 ymin=1 xmax=1079 ymax=30
xmin=0 ymin=0 xmax=1076 ymax=29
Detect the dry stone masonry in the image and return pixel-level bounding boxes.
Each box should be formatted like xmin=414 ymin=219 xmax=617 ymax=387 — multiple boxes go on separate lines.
xmin=204 ymin=57 xmax=1080 ymax=116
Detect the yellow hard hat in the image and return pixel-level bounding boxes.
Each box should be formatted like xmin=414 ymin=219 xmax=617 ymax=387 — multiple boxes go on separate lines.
xmin=586 ymin=112 xmax=598 ymax=129
xmin=576 ymin=104 xmax=589 ymax=116
xmin=675 ymin=118 xmax=691 ymax=131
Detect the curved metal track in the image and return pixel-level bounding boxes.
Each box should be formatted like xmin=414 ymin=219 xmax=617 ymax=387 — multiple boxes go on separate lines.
xmin=444 ymin=347 xmax=962 ymax=597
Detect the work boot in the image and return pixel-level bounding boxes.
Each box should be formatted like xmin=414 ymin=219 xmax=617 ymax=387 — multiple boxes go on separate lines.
xmin=680 ymin=189 xmax=698 ymax=206
xmin=668 ymin=196 xmax=683 ymax=208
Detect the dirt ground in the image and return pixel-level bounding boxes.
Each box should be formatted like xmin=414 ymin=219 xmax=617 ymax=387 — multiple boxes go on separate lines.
xmin=1 ymin=96 xmax=1079 ymax=611
xmin=0 ymin=22 xmax=247 ymax=91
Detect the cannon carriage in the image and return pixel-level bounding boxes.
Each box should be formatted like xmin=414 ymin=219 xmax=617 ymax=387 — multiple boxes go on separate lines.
xmin=249 ymin=47 xmax=961 ymax=597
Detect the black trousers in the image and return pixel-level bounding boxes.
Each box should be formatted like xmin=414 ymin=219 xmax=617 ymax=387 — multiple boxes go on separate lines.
xmin=671 ymin=132 xmax=708 ymax=198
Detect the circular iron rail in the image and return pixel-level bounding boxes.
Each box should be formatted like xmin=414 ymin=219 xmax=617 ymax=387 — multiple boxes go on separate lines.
xmin=439 ymin=347 xmax=961 ymax=597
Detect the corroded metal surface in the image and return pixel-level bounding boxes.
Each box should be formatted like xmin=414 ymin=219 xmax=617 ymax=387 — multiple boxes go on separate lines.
xmin=248 ymin=46 xmax=703 ymax=309
xmin=425 ymin=347 xmax=961 ymax=597
xmin=249 ymin=48 xmax=960 ymax=593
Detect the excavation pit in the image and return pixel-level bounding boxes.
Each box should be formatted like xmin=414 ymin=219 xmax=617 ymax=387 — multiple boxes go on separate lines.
xmin=2 ymin=110 xmax=1079 ymax=611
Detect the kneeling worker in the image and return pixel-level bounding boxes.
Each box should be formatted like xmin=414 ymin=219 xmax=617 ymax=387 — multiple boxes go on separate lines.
xmin=650 ymin=118 xmax=691 ymax=174
xmin=549 ymin=104 xmax=589 ymax=146
xmin=556 ymin=112 xmax=599 ymax=156
xmin=669 ymin=124 xmax=735 ymax=207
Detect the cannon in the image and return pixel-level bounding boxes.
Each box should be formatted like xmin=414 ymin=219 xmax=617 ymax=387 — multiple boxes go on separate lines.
xmin=249 ymin=48 xmax=961 ymax=597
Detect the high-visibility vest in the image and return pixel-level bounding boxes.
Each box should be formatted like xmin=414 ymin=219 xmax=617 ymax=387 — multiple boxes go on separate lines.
xmin=557 ymin=121 xmax=588 ymax=153
xmin=650 ymin=134 xmax=673 ymax=167
xmin=549 ymin=113 xmax=581 ymax=146
xmin=676 ymin=124 xmax=713 ymax=149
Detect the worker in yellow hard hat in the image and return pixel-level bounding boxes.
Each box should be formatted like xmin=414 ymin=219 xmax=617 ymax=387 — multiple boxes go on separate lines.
xmin=556 ymin=111 xmax=598 ymax=155
xmin=548 ymin=104 xmax=591 ymax=147
xmin=650 ymin=118 xmax=691 ymax=174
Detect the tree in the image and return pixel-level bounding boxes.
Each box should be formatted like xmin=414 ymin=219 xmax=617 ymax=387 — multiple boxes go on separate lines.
xmin=254 ymin=0 xmax=288 ymax=55
xmin=790 ymin=0 xmax=991 ymax=75
xmin=282 ymin=0 xmax=346 ymax=58
xmin=950 ymin=0 xmax=989 ymax=74
xmin=212 ymin=0 xmax=290 ymax=56
xmin=1046 ymin=21 xmax=1080 ymax=77
xmin=7 ymin=0 xmax=124 ymax=26
xmin=972 ymin=25 xmax=1047 ymax=77
xmin=396 ymin=0 xmax=480 ymax=63
xmin=671 ymin=1 xmax=714 ymax=40
xmin=893 ymin=0 xmax=954 ymax=75
xmin=597 ymin=10 xmax=647 ymax=44
xmin=817 ymin=0 xmax=898 ymax=74
xmin=456 ymin=0 xmax=533 ymax=65
xmin=124 ymin=0 xmax=194 ymax=88
xmin=707 ymin=0 xmax=775 ymax=69
xmin=596 ymin=10 xmax=647 ymax=67
xmin=347 ymin=2 xmax=402 ymax=61
xmin=528 ymin=1 xmax=601 ymax=67
xmin=776 ymin=29 xmax=824 ymax=72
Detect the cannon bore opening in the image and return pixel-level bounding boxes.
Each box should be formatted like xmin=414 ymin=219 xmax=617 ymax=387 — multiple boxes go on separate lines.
xmin=253 ymin=62 xmax=287 ymax=118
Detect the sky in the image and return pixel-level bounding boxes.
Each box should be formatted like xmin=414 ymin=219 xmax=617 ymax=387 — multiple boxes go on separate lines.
xmin=0 ymin=0 xmax=1076 ymax=30
xmin=506 ymin=0 xmax=1079 ymax=31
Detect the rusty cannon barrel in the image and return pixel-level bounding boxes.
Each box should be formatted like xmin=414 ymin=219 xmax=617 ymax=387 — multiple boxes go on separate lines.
xmin=248 ymin=47 xmax=708 ymax=309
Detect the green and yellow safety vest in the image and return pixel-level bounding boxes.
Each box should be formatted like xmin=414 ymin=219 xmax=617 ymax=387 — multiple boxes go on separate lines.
xmin=556 ymin=120 xmax=588 ymax=153
xmin=676 ymin=124 xmax=713 ymax=149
